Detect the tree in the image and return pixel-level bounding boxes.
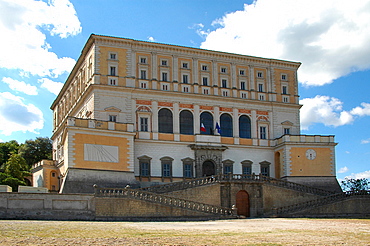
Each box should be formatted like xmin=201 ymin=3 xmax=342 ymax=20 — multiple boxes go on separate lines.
xmin=0 ymin=153 xmax=29 ymax=191
xmin=18 ymin=137 xmax=52 ymax=168
xmin=341 ymin=178 xmax=369 ymax=192
xmin=0 ymin=140 xmax=20 ymax=167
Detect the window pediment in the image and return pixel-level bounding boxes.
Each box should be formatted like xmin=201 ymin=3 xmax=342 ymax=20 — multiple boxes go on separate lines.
xmin=281 ymin=120 xmax=293 ymax=126
xmin=104 ymin=106 xmax=121 ymax=112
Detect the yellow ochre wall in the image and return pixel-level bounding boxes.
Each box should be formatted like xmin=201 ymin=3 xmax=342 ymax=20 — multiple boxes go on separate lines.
xmin=289 ymin=147 xmax=333 ymax=176
xmin=98 ymin=46 xmax=128 ymax=85
xmin=72 ymin=133 xmax=131 ymax=172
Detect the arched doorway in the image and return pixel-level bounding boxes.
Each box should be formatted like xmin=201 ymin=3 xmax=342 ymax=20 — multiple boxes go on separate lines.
xmin=202 ymin=160 xmax=215 ymax=176
xmin=236 ymin=190 xmax=250 ymax=217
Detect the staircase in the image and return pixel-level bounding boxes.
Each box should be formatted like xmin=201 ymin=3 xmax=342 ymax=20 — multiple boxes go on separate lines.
xmin=140 ymin=174 xmax=335 ymax=196
xmin=267 ymin=190 xmax=370 ymax=217
xmin=95 ymin=186 xmax=235 ymax=217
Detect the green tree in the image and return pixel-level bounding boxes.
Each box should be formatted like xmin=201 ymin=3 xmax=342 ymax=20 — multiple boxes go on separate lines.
xmin=0 ymin=140 xmax=20 ymax=167
xmin=18 ymin=137 xmax=52 ymax=168
xmin=0 ymin=154 xmax=29 ymax=191
xmin=341 ymin=178 xmax=369 ymax=192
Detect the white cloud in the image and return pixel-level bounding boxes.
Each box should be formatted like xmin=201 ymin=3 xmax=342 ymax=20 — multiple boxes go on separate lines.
xmin=0 ymin=0 xmax=81 ymax=78
xmin=350 ymin=103 xmax=370 ymax=116
xmin=361 ymin=139 xmax=370 ymax=144
xmin=0 ymin=92 xmax=43 ymax=136
xmin=199 ymin=0 xmax=370 ymax=86
xmin=38 ymin=78 xmax=63 ymax=95
xmin=338 ymin=166 xmax=349 ymax=174
xmin=345 ymin=170 xmax=370 ymax=179
xmin=300 ymin=95 xmax=354 ymax=130
xmin=147 ymin=36 xmax=155 ymax=42
xmin=2 ymin=77 xmax=38 ymax=95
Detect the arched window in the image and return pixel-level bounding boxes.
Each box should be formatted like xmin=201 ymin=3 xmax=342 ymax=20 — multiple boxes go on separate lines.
xmin=220 ymin=113 xmax=233 ymax=137
xmin=200 ymin=112 xmax=213 ymax=135
xmin=179 ymin=110 xmax=193 ymax=135
xmin=239 ymin=115 xmax=251 ymax=138
xmin=158 ymin=108 xmax=173 ymax=133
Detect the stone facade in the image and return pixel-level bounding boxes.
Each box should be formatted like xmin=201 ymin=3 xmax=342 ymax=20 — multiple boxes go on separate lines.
xmin=32 ymin=34 xmax=340 ymax=194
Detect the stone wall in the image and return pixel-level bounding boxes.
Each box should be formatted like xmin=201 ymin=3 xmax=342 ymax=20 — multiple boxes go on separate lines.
xmin=95 ymin=197 xmax=217 ymax=220
xmin=0 ymin=192 xmax=95 ymax=220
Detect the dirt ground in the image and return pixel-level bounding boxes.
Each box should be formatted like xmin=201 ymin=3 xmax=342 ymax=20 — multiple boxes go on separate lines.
xmin=0 ymin=218 xmax=369 ymax=245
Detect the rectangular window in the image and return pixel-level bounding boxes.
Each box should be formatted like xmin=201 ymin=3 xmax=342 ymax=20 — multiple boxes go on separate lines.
xmin=140 ymin=57 xmax=146 ymax=64
xmin=240 ymin=70 xmax=245 ymax=75
xmin=140 ymin=82 xmax=147 ymax=89
xmin=203 ymin=88 xmax=209 ymax=95
xmin=184 ymin=164 xmax=192 ymax=178
xmin=240 ymin=81 xmax=246 ymax=90
xmin=109 ymin=115 xmax=117 ymax=122
xmin=183 ymin=74 xmax=188 ymax=84
xmin=202 ymin=77 xmax=208 ymax=86
xmin=258 ymin=84 xmax=264 ymax=92
xmin=140 ymin=117 xmax=148 ymax=132
xmin=161 ymin=60 xmax=167 ymax=66
xmin=110 ymin=66 xmax=116 ymax=76
xmin=242 ymin=166 xmax=252 ymax=175
xmin=222 ymin=90 xmax=228 ymax=97
xmin=182 ymin=63 xmax=188 ymax=69
xmin=163 ymin=163 xmax=171 ymax=177
xmin=284 ymin=128 xmax=290 ymax=135
xmin=259 ymin=94 xmax=265 ymax=101
xmin=162 ymin=72 xmax=168 ymax=81
xmin=222 ymin=79 xmax=227 ymax=88
xmin=282 ymin=86 xmax=287 ymax=95
xmin=261 ymin=166 xmax=270 ymax=176
xmin=162 ymin=84 xmax=168 ymax=91
xmin=223 ymin=165 xmax=233 ymax=174
xmin=141 ymin=162 xmax=149 ymax=176
xmin=281 ymin=74 xmax=287 ymax=80
xmin=109 ymin=78 xmax=117 ymax=85
xmin=260 ymin=126 xmax=267 ymax=139
xmin=202 ymin=65 xmax=207 ymax=71
xmin=257 ymin=71 xmax=263 ymax=78
xmin=140 ymin=70 xmax=147 ymax=79
xmin=283 ymin=96 xmax=289 ymax=103
xmin=221 ymin=67 xmax=226 ymax=73
xmin=110 ymin=53 xmax=116 ymax=60
xmin=183 ymin=86 xmax=189 ymax=93
xmin=241 ymin=93 xmax=247 ymax=99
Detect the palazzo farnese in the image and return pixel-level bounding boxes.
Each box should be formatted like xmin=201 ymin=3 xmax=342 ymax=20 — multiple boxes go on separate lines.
xmin=32 ymin=34 xmax=341 ymax=194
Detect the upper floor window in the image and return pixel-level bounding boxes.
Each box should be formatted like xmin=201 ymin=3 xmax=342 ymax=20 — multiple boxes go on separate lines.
xmin=258 ymin=83 xmax=264 ymax=92
xmin=161 ymin=60 xmax=168 ymax=66
xmin=158 ymin=108 xmax=173 ymax=133
xmin=222 ymin=79 xmax=227 ymax=88
xmin=239 ymin=70 xmax=245 ymax=75
xmin=284 ymin=128 xmax=290 ymax=135
xmin=200 ymin=111 xmax=213 ymax=135
xmin=257 ymin=71 xmax=263 ymax=78
xmin=180 ymin=110 xmax=194 ymax=135
xmin=282 ymin=85 xmax=288 ymax=95
xmin=221 ymin=67 xmax=227 ymax=73
xmin=109 ymin=78 xmax=117 ymax=86
xmin=202 ymin=65 xmax=208 ymax=71
xmin=202 ymin=77 xmax=208 ymax=86
xmin=162 ymin=72 xmax=168 ymax=81
xmin=239 ymin=115 xmax=251 ymax=139
xmin=281 ymin=74 xmax=287 ymax=80
xmin=182 ymin=62 xmax=188 ymax=69
xmin=240 ymin=81 xmax=246 ymax=90
xmin=110 ymin=66 xmax=116 ymax=76
xmin=109 ymin=115 xmax=117 ymax=122
xmin=183 ymin=74 xmax=188 ymax=84
xmin=220 ymin=113 xmax=233 ymax=137
xmin=140 ymin=70 xmax=147 ymax=80
xmin=109 ymin=53 xmax=117 ymax=60
xmin=260 ymin=126 xmax=267 ymax=139
xmin=140 ymin=57 xmax=147 ymax=64
xmin=140 ymin=117 xmax=148 ymax=132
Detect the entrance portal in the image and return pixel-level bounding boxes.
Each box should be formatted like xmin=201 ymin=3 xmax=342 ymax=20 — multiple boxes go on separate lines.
xmin=236 ymin=190 xmax=250 ymax=217
xmin=202 ymin=160 xmax=215 ymax=176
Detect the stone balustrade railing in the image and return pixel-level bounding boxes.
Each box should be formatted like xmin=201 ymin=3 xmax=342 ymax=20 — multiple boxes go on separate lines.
xmin=94 ymin=186 xmax=234 ymax=216
xmin=269 ymin=190 xmax=370 ymax=216
xmin=140 ymin=173 xmax=334 ymax=196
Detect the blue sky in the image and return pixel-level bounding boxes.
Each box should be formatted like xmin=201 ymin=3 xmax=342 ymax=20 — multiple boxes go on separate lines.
xmin=0 ymin=0 xmax=369 ymax=180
